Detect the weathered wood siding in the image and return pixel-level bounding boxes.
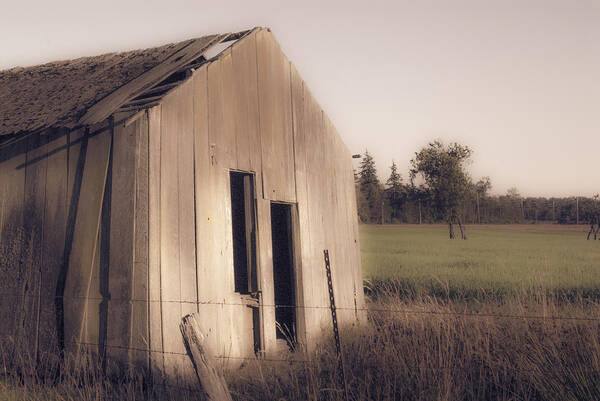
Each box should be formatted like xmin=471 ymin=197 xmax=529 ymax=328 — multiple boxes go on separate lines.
xmin=0 ymin=117 xmax=151 ymax=368
xmin=145 ymin=28 xmax=364 ymax=370
xmin=0 ymin=27 xmax=364 ymax=379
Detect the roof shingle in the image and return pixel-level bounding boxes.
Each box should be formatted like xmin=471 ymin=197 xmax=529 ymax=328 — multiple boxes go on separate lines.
xmin=0 ymin=38 xmax=194 ymax=136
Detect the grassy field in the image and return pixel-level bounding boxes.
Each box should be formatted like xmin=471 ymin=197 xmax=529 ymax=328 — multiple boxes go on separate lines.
xmin=361 ymin=224 xmax=600 ymax=301
xmin=2 ymin=224 xmax=600 ymax=400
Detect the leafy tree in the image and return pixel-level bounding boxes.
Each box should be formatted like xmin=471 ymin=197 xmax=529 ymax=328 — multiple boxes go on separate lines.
xmin=385 ymin=161 xmax=406 ymax=222
xmin=409 ymin=140 xmax=472 ymax=239
xmin=358 ymin=150 xmax=383 ymax=223
xmin=474 ymin=177 xmax=491 ymax=224
xmin=506 ymin=187 xmax=524 ymax=222
xmin=407 ymin=184 xmax=429 ymax=224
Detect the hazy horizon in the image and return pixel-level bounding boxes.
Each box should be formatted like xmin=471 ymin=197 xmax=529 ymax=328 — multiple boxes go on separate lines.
xmin=2 ymin=0 xmax=598 ymax=198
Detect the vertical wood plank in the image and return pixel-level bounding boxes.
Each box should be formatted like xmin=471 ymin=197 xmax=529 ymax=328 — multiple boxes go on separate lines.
xmin=147 ymin=105 xmax=164 ymax=377
xmin=208 ymin=49 xmax=237 ymax=170
xmin=256 ymin=198 xmax=276 ymax=353
xmin=174 ymin=80 xmax=200 ymax=383
xmin=106 ymin=113 xmax=138 ymax=368
xmin=83 ymin=224 xmax=102 ymax=348
xmin=305 ymin=93 xmax=331 ymax=334
xmin=62 ymin=128 xmax=85 ymax=351
xmin=63 ymin=123 xmax=111 ymax=353
xmin=159 ymin=83 xmax=204 ymax=379
xmin=177 ymin=81 xmax=198 ymax=323
xmin=207 ymin=52 xmax=236 ymax=359
xmin=231 ymin=31 xmax=261 ymax=176
xmin=329 ymin=121 xmax=351 ymax=321
xmin=193 ymin=66 xmax=220 ymax=355
xmin=132 ymin=112 xmax=150 ymax=368
xmin=38 ymin=130 xmax=69 ymax=355
xmin=22 ymin=133 xmax=49 ymax=355
xmin=290 ymin=65 xmax=311 ymax=346
xmin=160 ymin=91 xmax=183 ymax=376
xmin=0 ymin=137 xmax=26 ymax=338
xmin=256 ymin=29 xmax=296 ymax=202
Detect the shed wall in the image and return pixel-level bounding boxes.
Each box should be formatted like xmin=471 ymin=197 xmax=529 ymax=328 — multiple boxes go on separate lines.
xmin=0 ymin=28 xmax=364 ymax=380
xmin=145 ymin=29 xmax=365 ymax=376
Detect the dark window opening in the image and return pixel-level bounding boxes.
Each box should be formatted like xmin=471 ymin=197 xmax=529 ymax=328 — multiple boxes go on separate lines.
xmin=230 ymin=172 xmax=257 ymax=294
xmin=271 ymin=203 xmax=296 ymax=344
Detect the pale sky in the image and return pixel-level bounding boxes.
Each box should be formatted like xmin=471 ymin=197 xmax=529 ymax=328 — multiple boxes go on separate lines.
xmin=1 ymin=0 xmax=598 ymax=197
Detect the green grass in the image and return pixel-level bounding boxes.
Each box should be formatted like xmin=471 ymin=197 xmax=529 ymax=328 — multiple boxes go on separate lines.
xmin=3 ymin=224 xmax=600 ymax=400
xmin=361 ymin=224 xmax=600 ymax=300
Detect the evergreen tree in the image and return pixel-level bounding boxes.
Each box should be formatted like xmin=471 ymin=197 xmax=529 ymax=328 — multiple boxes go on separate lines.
xmin=354 ymin=168 xmax=368 ymax=222
xmin=358 ymin=150 xmax=383 ymax=223
xmin=385 ymin=161 xmax=406 ymax=222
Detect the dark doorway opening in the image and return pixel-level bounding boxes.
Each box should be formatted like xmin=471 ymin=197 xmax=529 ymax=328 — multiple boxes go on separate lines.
xmin=270 ymin=203 xmax=296 ymax=345
xmin=230 ymin=172 xmax=257 ymax=294
xmin=230 ymin=171 xmax=262 ymax=353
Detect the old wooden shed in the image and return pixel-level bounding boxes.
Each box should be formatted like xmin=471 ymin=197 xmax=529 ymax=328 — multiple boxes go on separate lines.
xmin=0 ymin=27 xmax=364 ymax=378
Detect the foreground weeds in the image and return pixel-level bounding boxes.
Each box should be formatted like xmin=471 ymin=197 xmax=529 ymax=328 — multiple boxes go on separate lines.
xmin=2 ymin=287 xmax=600 ymax=400
xmin=232 ymin=290 xmax=600 ymax=401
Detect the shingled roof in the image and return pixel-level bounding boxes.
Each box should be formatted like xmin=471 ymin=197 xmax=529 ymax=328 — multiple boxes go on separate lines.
xmin=0 ymin=32 xmax=241 ymax=136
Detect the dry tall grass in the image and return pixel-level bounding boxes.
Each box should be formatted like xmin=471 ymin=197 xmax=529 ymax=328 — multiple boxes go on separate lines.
xmin=2 ymin=285 xmax=600 ymax=400
xmin=230 ymin=285 xmax=600 ymax=401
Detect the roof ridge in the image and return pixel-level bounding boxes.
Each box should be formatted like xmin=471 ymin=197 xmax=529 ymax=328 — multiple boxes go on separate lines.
xmin=0 ymin=38 xmax=202 ymax=74
xmin=0 ymin=29 xmax=261 ymax=136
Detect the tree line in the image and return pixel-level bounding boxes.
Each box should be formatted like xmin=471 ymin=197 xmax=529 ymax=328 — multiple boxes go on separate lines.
xmin=356 ymin=142 xmax=600 ymax=230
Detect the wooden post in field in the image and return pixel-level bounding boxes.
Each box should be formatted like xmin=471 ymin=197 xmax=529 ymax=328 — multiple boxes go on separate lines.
xmin=180 ymin=314 xmax=233 ymax=401
xmin=576 ymin=197 xmax=579 ymax=225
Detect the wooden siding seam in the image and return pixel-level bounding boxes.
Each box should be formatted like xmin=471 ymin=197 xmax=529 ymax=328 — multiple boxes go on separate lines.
xmin=158 ymin=105 xmax=165 ymax=362
xmin=288 ymin=61 xmax=298 ymax=203
xmin=176 ymin=109 xmax=182 ymax=310
xmin=145 ymin=110 xmax=152 ymax=369
xmin=192 ymin=79 xmax=200 ymax=314
xmin=253 ymin=32 xmax=265 ymax=199
xmin=35 ymin=133 xmax=50 ymax=361
xmin=130 ymin=119 xmax=138 ymax=362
